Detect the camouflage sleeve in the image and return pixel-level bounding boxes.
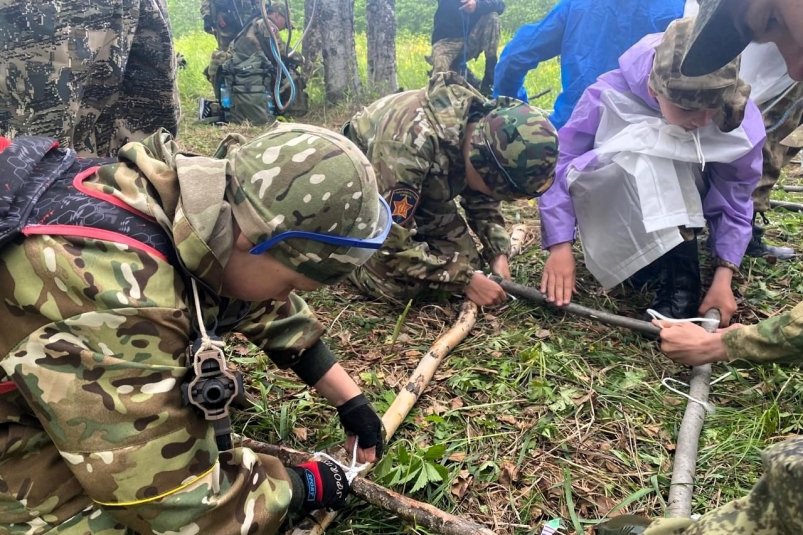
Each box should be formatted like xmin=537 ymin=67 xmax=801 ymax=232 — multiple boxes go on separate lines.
xmin=230 ymin=293 xmax=326 ymax=368
xmin=722 ymin=301 xmax=803 ymax=363
xmin=0 ymin=236 xmax=295 ymax=533
xmin=459 ymin=190 xmax=511 ymax=262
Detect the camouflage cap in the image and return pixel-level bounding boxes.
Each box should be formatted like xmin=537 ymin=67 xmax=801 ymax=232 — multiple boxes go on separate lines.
xmin=468 ymin=97 xmax=558 ymax=201
xmin=267 ymin=3 xmax=294 ymax=29
xmin=224 ymin=122 xmax=383 ymax=285
xmin=649 ymin=18 xmax=750 ymax=132
xmin=681 ymin=0 xmax=752 ymax=77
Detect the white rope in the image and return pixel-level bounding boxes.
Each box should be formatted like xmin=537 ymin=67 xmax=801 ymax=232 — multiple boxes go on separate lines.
xmin=190 ymin=278 xmax=226 ymax=351
xmin=691 ymin=129 xmax=706 ymax=172
xmin=312 ymin=440 xmax=367 ymax=484
xmin=661 ymin=377 xmax=716 ymax=414
xmin=646 ymin=308 xmax=719 ymax=327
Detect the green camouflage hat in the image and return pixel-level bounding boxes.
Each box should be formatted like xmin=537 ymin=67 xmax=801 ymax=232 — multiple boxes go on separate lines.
xmin=468 ymin=97 xmax=558 ymax=201
xmin=649 ymin=17 xmax=750 ymax=132
xmin=267 ymin=3 xmax=294 ymax=29
xmin=224 ymin=122 xmax=383 ymax=284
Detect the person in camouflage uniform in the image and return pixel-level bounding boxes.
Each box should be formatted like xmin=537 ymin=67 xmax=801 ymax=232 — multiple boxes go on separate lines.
xmin=202 ymin=0 xmax=261 ymax=50
xmin=0 ymin=0 xmax=180 ymax=157
xmin=0 ymin=123 xmax=387 ymax=533
xmin=429 ymin=0 xmax=505 ymax=95
xmin=344 ymin=72 xmax=558 ymax=308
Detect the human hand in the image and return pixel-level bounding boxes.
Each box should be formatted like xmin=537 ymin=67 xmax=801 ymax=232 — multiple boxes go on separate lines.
xmin=490 ymin=254 xmax=511 ymax=279
xmin=465 ymin=272 xmax=507 ymax=306
xmin=699 ymin=284 xmax=736 ymax=327
xmin=652 ymin=320 xmax=729 ymax=366
xmin=289 ymin=458 xmax=351 ymax=511
xmin=337 ymin=394 xmax=385 ymax=463
xmin=460 ymin=0 xmax=478 ymax=13
xmin=540 ymin=242 xmax=576 ymax=306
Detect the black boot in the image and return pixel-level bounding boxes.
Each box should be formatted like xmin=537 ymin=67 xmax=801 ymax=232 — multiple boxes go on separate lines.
xmin=745 ymin=214 xmax=795 ymax=260
xmin=648 ymin=239 xmax=701 ymax=319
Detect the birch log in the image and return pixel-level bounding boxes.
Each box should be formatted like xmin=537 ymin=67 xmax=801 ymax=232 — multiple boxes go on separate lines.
xmin=289 ymin=225 xmax=530 ymax=534
xmin=666 ymin=308 xmax=721 ymax=518
xmin=240 ymin=438 xmax=496 ymax=535
xmin=770 ymin=199 xmax=803 ymax=211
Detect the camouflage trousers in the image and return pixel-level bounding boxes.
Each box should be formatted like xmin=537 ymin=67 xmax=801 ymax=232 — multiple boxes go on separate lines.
xmin=429 ymin=12 xmax=500 ymax=85
xmin=643 ymin=436 xmax=803 ymax=534
xmin=0 ymin=0 xmax=180 ymax=157
xmin=753 ymin=82 xmax=803 ymax=212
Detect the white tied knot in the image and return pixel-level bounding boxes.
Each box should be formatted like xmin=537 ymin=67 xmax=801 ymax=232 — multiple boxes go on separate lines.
xmin=313 ymin=440 xmax=367 ymax=484
xmin=190 ymin=279 xmax=226 ymax=352
xmin=646 ymin=308 xmax=719 ymax=327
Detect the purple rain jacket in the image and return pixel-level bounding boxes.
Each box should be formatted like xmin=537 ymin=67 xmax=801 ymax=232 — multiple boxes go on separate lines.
xmin=538 ymin=33 xmax=766 ymax=269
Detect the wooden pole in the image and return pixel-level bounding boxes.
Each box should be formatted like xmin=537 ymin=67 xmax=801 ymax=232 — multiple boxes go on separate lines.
xmin=240 ymin=438 xmax=496 ymax=535
xmin=289 ymin=225 xmax=530 ymax=534
xmin=495 ymin=278 xmax=661 ymax=337
xmin=770 ymin=199 xmax=803 ymax=211
xmin=666 ymin=308 xmax=720 ymax=518
xmin=780 ymin=185 xmax=803 ymax=192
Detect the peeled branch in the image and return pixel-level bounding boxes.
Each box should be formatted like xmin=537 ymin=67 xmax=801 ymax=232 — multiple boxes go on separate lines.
xmin=666 ymin=308 xmax=720 ymax=518
xmin=240 ymin=438 xmax=496 ymax=535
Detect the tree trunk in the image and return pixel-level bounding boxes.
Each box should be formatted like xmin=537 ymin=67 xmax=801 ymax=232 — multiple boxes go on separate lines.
xmin=319 ymin=0 xmax=360 ymax=103
xmin=302 ymin=0 xmax=322 ymax=80
xmin=366 ymin=0 xmax=397 ymax=95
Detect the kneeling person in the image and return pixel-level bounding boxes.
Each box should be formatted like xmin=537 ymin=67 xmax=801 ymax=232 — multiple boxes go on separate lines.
xmin=345 ymin=72 xmax=558 ymax=307
xmin=0 ymin=124 xmax=387 ymax=533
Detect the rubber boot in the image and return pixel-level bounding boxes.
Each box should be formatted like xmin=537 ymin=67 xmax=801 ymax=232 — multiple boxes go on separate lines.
xmin=648 ymin=239 xmax=701 ymax=320
xmin=745 ymin=214 xmax=795 ymax=260
xmin=480 ymin=57 xmax=497 ymax=97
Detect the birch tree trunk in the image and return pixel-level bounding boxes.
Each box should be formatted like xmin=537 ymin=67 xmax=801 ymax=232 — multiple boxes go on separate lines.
xmin=302 ymin=0 xmax=323 ymax=80
xmin=319 ymin=0 xmax=361 ymax=103
xmin=366 ymin=0 xmax=397 ymax=95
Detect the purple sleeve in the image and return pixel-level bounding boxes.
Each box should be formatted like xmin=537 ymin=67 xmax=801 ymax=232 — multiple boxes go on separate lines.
xmin=704 ymin=101 xmax=766 ymax=267
xmin=538 ymin=82 xmax=607 ymax=249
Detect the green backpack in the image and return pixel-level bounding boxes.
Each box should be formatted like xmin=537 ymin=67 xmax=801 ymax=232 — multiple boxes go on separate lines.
xmin=205 ymin=16 xmax=308 ymax=125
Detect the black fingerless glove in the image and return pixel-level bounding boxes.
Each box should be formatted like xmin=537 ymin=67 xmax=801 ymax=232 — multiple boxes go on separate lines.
xmin=287 ymin=458 xmax=350 ymax=512
xmin=336 ymin=393 xmax=386 ymax=459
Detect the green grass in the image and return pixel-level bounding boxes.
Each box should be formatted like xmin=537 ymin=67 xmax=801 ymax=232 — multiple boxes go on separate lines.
xmin=174 ymin=31 xmax=802 ymax=535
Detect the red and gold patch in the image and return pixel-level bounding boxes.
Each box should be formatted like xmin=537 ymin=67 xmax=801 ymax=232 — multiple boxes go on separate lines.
xmin=389 ymin=186 xmax=420 ymax=225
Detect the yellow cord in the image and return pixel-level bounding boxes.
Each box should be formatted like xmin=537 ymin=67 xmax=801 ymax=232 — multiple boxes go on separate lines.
xmin=93 ymin=462 xmax=218 ymax=507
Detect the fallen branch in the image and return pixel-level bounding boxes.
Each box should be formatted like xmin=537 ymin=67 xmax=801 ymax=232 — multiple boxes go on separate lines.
xmin=781 ymin=185 xmax=803 ymax=192
xmin=290 ymin=226 xmax=531 ymax=534
xmin=666 ymin=308 xmax=720 ymax=518
xmin=494 ymin=278 xmax=660 ymax=337
xmin=770 ymin=199 xmax=803 ymax=211
xmin=239 ymin=438 xmax=495 ymax=535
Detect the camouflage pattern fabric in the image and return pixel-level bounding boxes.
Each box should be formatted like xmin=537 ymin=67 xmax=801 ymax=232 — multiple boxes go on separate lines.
xmin=345 ymin=72 xmax=556 ymax=302
xmin=643 ymin=436 xmax=803 ymax=534
xmin=721 ymin=300 xmax=803 ymax=363
xmin=201 ymin=0 xmax=260 ymax=49
xmin=468 ymin=97 xmax=557 ymax=201
xmin=0 ymin=124 xmax=379 ymax=533
xmin=429 ymin=12 xmax=501 ymax=76
xmin=649 ymin=18 xmax=750 ymax=133
xmin=753 ymin=82 xmax=803 ymax=212
xmin=0 ymin=0 xmax=180 ymax=157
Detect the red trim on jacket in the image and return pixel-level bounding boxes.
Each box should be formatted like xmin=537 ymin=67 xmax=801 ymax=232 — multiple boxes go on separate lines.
xmin=22 ymin=225 xmax=169 ymax=262
xmin=0 ymin=381 xmax=17 ymax=394
xmin=72 ymin=166 xmax=157 ymax=222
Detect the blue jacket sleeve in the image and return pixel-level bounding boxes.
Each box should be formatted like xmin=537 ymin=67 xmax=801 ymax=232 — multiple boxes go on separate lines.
xmin=492 ymin=0 xmax=569 ymax=101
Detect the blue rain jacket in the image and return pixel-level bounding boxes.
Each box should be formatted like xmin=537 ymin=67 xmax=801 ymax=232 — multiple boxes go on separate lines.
xmin=493 ymin=0 xmax=684 ymax=129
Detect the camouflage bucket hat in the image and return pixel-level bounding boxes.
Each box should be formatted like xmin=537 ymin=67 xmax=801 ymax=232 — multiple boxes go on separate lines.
xmin=649 ymin=17 xmax=750 ymax=132
xmin=267 ymin=3 xmax=294 ymax=28
xmin=225 ymin=122 xmax=385 ymax=285
xmin=468 ymin=97 xmax=558 ymax=201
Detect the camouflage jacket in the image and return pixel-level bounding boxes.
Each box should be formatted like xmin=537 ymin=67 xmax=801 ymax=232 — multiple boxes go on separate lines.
xmin=347 ymin=73 xmax=510 ymax=291
xmin=0 ymin=133 xmax=326 ymax=533
xmin=722 ymin=301 xmax=803 ymax=363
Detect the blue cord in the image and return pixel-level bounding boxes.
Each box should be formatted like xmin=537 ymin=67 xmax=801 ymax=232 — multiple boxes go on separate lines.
xmin=268 ymin=33 xmax=296 ymax=112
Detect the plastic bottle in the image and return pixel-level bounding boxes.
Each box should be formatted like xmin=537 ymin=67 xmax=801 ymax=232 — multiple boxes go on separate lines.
xmin=266 ymin=93 xmax=276 ymax=116
xmin=219 ymin=81 xmax=231 ymax=109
